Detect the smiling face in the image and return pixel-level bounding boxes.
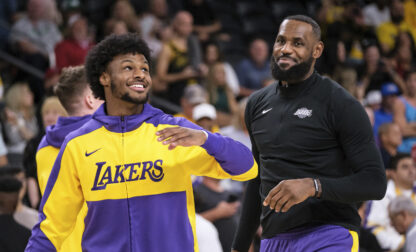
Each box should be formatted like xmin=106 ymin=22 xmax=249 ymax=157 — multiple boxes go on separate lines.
xmin=271 ymin=19 xmax=323 ymax=83
xmin=100 ymin=53 xmax=151 ymax=114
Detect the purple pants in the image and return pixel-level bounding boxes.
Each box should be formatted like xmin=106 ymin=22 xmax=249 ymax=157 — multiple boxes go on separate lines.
xmin=260 ymin=225 xmax=359 ymax=252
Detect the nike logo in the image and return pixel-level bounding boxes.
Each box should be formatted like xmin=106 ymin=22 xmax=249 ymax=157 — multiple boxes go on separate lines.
xmin=85 ymin=148 xmax=101 ymax=157
xmin=262 ymin=108 xmax=273 ymax=114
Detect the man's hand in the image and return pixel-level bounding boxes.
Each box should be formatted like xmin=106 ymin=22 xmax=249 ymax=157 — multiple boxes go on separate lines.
xmin=263 ymin=178 xmax=315 ymax=213
xmin=156 ymin=127 xmax=207 ymax=150
xmin=215 ymin=201 xmax=240 ymax=218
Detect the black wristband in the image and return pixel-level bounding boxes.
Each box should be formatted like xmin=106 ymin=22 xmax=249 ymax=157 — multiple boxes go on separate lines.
xmin=313 ymin=178 xmax=319 ymax=198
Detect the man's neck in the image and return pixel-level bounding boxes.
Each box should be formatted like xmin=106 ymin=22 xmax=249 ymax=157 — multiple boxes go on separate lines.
xmin=282 ymin=68 xmax=315 ymax=86
xmin=105 ymin=102 xmax=143 ymax=116
xmin=395 ymin=180 xmax=413 ymax=191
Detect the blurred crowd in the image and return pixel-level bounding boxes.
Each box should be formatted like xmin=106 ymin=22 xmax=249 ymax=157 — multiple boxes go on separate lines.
xmin=0 ymin=0 xmax=416 ymax=251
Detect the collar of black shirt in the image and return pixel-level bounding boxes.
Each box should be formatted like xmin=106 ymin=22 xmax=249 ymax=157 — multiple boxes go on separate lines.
xmin=277 ymin=71 xmax=318 ymax=98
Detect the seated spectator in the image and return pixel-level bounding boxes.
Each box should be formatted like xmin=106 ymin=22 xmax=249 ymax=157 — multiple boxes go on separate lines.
xmin=236 ymin=38 xmax=271 ymax=97
xmin=404 ymin=0 xmax=416 ymax=32
xmin=356 ymin=43 xmax=399 ymax=94
xmin=365 ymin=90 xmax=382 ymax=111
xmin=195 ymin=214 xmax=222 ymax=252
xmin=206 ymin=62 xmax=238 ymax=127
xmin=378 ymin=123 xmax=402 ymax=170
xmin=9 ymin=0 xmax=62 ymax=102
xmin=220 ymin=97 xmax=251 ymax=150
xmin=111 ymin=0 xmax=141 ymax=33
xmin=393 ymin=69 xmax=416 ymax=153
xmin=363 ymin=0 xmax=390 ymax=28
xmin=139 ymin=0 xmax=171 ymax=60
xmin=54 ymin=13 xmax=94 ymax=72
xmin=192 ymin=102 xmax=238 ymax=251
xmin=193 ymin=103 xmax=217 ymax=132
xmin=0 ymin=177 xmax=31 ymax=252
xmin=373 ymin=82 xmax=400 ymax=139
xmin=366 ymin=153 xmax=416 ymax=250
xmin=388 ymin=31 xmax=416 ymax=81
xmin=156 ymin=11 xmax=206 ymax=105
xmin=45 ymin=13 xmax=95 ymax=92
xmin=103 ymin=19 xmax=129 ymax=37
xmin=184 ymin=0 xmax=221 ymax=42
xmin=203 ymin=41 xmax=239 ymax=96
xmin=219 ymin=98 xmax=250 ymax=195
xmin=376 ymin=0 xmax=416 ymax=55
xmin=3 ymin=83 xmax=38 ymax=159
xmin=389 ymin=196 xmax=416 ymax=252
xmin=357 ymin=201 xmax=383 ymax=252
xmin=0 ymin=167 xmax=38 ymax=230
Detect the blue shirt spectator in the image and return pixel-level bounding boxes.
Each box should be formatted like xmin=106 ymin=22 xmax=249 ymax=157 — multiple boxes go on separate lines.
xmin=373 ymin=82 xmax=400 ymax=142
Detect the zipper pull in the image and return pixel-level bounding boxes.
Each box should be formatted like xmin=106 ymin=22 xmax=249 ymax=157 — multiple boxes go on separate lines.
xmin=121 ymin=116 xmax=125 ymax=131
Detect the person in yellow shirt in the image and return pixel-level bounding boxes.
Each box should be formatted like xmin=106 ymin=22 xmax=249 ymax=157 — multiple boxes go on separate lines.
xmin=377 ymin=0 xmax=416 ymax=54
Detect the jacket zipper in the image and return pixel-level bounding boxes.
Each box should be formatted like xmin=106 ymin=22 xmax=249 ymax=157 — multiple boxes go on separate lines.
xmin=121 ymin=116 xmax=133 ymax=251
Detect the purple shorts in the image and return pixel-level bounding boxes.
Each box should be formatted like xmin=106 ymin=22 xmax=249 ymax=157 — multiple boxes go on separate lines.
xmin=260 ymin=224 xmax=359 ymax=252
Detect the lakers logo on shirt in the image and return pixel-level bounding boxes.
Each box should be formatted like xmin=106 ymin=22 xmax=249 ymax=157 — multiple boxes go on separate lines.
xmin=294 ymin=107 xmax=312 ymax=119
xmin=91 ymin=160 xmax=164 ymax=191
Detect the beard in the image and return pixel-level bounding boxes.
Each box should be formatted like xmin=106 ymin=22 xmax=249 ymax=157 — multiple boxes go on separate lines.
xmin=110 ymin=81 xmax=149 ymax=105
xmin=271 ymin=55 xmax=314 ymax=83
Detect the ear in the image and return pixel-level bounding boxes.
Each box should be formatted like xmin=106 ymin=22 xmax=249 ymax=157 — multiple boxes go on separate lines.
xmin=99 ymin=72 xmax=110 ymax=87
xmin=312 ymin=41 xmax=324 ymax=59
xmin=85 ymin=93 xmax=95 ymax=109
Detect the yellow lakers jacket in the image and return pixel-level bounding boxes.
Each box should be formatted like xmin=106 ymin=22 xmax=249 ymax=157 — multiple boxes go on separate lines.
xmin=26 ymin=103 xmax=257 ymax=252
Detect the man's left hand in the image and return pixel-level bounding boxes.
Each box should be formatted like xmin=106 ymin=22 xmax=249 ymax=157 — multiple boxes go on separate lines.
xmin=156 ymin=127 xmax=207 ymax=150
xmin=263 ymin=178 xmax=315 ymax=213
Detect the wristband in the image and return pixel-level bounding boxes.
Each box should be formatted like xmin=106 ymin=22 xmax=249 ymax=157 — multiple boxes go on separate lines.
xmin=313 ymin=178 xmax=319 ymax=198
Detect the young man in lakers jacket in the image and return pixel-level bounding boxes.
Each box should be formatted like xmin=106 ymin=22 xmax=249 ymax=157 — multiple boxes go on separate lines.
xmin=26 ymin=33 xmax=257 ymax=252
xmin=35 ymin=65 xmax=103 ymax=252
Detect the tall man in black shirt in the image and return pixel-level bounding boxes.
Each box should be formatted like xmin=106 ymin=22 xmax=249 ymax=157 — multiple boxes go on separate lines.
xmin=232 ymin=15 xmax=387 ymax=252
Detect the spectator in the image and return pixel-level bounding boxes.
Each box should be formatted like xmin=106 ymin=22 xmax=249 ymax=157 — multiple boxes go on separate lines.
xmin=195 ymin=214 xmax=223 ymax=252
xmin=365 ymin=90 xmax=382 ymax=111
xmin=184 ymin=0 xmax=221 ymax=42
xmin=191 ymin=103 xmax=224 ymax=252
xmin=9 ymin=0 xmax=62 ymax=102
xmin=156 ymin=11 xmax=206 ymax=105
xmin=54 ymin=13 xmax=94 ymax=72
xmin=0 ymin=167 xmax=38 ymax=230
xmin=393 ymin=69 xmax=416 ymax=153
xmin=363 ymin=0 xmax=390 ymax=28
xmin=220 ymin=97 xmax=251 ymax=150
xmin=366 ymin=153 xmax=416 ymax=251
xmin=378 ymin=123 xmax=402 ymax=172
xmin=103 ymin=19 xmax=129 ymax=37
xmin=404 ymin=0 xmax=416 ymax=31
xmin=220 ymin=98 xmax=250 ymax=195
xmin=389 ymin=196 xmax=416 ymax=252
xmin=373 ymin=82 xmax=400 ymax=140
xmin=206 ymin=62 xmax=238 ymax=127
xmin=388 ymin=31 xmax=416 ymax=80
xmin=376 ymin=0 xmax=416 ymax=55
xmin=0 ymin=177 xmax=31 ymax=252
xmin=203 ymin=41 xmax=240 ymax=96
xmin=139 ymin=0 xmax=171 ymax=59
xmin=357 ymin=201 xmax=383 ymax=252
xmin=192 ymin=103 xmax=217 ymax=132
xmin=111 ymin=0 xmax=141 ymax=33
xmin=356 ymin=43 xmax=398 ymax=94
xmin=236 ymin=38 xmax=271 ymax=97
xmin=3 ymin=83 xmax=38 ymax=160
xmin=192 ymin=106 xmax=240 ymax=252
